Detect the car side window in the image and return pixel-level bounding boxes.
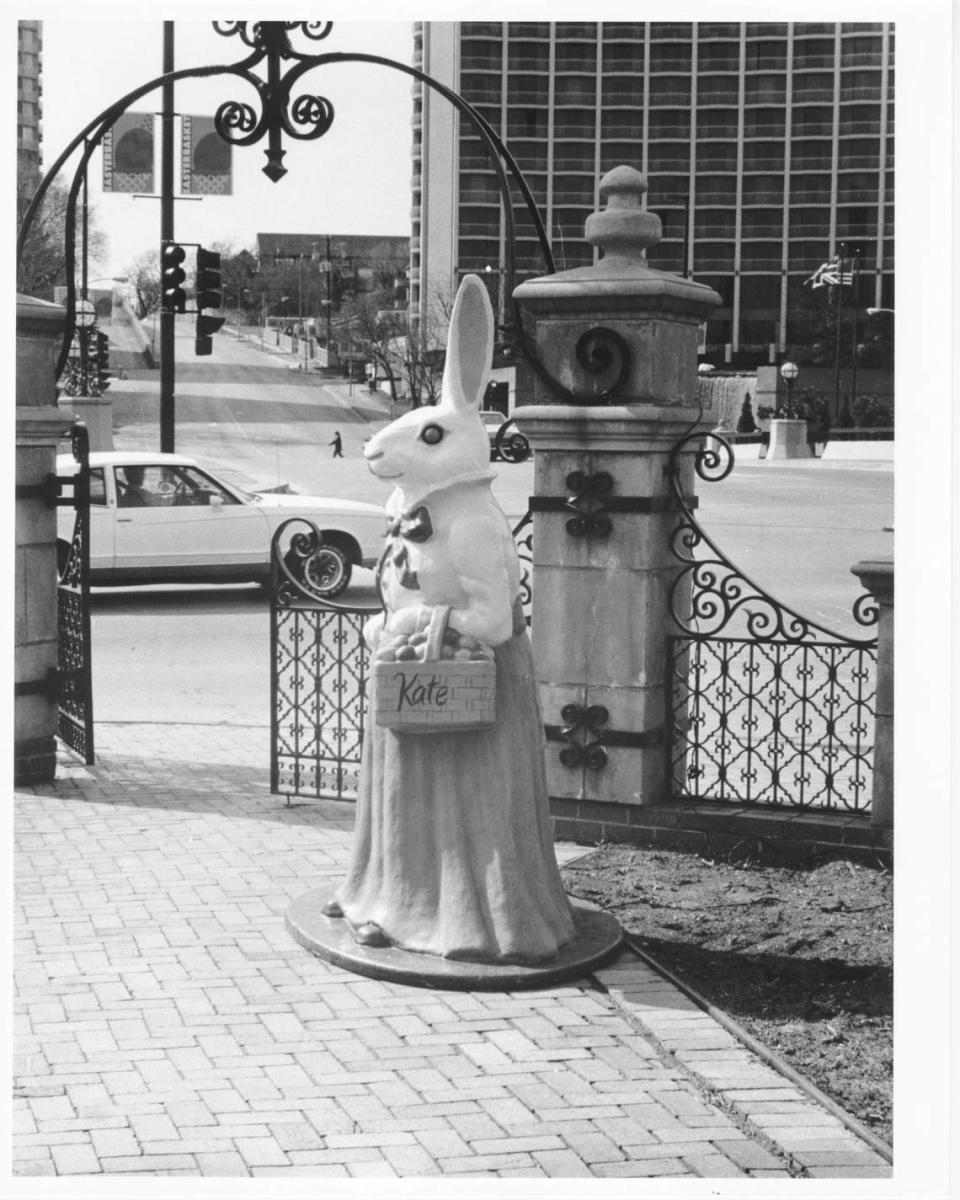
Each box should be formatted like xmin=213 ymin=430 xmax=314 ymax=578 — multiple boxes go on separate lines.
xmin=115 ymin=466 xmax=158 ymax=507
xmin=114 ymin=465 xmax=239 ymax=507
xmin=89 ymin=468 xmax=106 ymax=506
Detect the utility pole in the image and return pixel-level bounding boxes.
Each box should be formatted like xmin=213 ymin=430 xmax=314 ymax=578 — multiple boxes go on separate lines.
xmin=832 ymin=242 xmax=846 ymax=423
xmin=850 ymin=251 xmax=861 ymax=419
xmin=325 ymin=234 xmax=333 ymax=352
xmin=159 ymin=21 xmax=176 ymax=452
xmin=79 ymin=149 xmax=90 ymax=395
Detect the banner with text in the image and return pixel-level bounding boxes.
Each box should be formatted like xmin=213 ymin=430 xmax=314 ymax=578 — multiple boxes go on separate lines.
xmin=181 ymin=115 xmax=232 ymax=195
xmin=102 ymin=112 xmax=155 ymax=193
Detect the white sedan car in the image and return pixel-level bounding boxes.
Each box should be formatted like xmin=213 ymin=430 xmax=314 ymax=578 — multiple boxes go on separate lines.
xmin=56 ymin=451 xmax=387 ymax=597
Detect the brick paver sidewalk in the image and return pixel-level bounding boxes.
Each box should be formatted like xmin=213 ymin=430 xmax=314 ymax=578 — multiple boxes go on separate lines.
xmin=13 ymin=722 xmax=892 ymax=1180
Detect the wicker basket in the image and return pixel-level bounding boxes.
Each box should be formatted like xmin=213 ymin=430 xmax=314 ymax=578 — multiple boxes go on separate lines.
xmin=372 ymin=605 xmax=496 ymax=734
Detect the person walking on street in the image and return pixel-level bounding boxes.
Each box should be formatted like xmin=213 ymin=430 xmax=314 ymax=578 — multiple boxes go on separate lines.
xmin=330 ymin=431 xmax=344 ymax=459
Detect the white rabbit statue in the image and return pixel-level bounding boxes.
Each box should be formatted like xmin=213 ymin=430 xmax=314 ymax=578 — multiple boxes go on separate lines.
xmin=324 ymin=275 xmax=575 ymax=964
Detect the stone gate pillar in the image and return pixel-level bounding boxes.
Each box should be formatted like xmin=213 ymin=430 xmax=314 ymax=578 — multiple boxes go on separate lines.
xmin=16 ymin=294 xmax=74 ymax=785
xmin=851 ymin=559 xmax=893 ymax=829
xmin=512 ymin=167 xmax=720 ymax=841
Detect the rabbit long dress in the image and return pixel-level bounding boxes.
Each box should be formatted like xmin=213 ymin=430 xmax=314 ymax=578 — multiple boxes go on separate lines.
xmin=334 ymin=510 xmax=575 ymax=964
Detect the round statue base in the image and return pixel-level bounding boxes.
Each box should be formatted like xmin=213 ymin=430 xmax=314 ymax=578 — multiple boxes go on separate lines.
xmin=286 ymin=887 xmax=624 ymax=992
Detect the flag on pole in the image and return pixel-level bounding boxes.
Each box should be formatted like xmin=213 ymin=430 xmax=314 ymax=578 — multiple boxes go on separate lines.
xmin=804 ymin=256 xmax=855 ymax=288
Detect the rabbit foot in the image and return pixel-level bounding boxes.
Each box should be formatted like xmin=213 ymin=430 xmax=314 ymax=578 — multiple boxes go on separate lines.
xmin=355 ymin=921 xmax=391 ymax=948
xmin=321 ymin=898 xmax=344 ymax=918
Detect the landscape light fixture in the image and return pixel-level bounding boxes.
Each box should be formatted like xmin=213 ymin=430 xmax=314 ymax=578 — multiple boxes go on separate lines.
xmin=779 ymin=360 xmax=799 ymax=418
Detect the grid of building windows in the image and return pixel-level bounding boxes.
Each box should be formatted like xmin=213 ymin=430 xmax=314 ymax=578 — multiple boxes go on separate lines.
xmin=18 ymin=22 xmax=43 ymax=168
xmin=410 ymin=21 xmax=894 ymax=362
xmin=17 ymin=21 xmax=43 ymax=227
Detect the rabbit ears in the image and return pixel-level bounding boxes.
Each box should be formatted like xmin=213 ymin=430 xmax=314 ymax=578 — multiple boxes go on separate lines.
xmin=440 ymin=274 xmax=494 ymax=414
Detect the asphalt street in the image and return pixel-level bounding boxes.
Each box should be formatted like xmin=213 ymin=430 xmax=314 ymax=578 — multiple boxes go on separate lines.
xmin=92 ymin=323 xmax=892 ymax=728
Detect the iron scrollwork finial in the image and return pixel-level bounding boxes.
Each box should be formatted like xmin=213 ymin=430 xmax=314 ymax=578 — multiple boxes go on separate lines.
xmin=212 ymin=21 xmax=336 ymax=181
xmin=666 ymin=431 xmax=878 ymax=646
xmin=272 ymin=517 xmax=350 ymax=609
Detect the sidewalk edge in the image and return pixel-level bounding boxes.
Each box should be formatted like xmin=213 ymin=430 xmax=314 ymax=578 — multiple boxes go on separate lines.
xmin=622 ymin=931 xmax=893 ymax=1163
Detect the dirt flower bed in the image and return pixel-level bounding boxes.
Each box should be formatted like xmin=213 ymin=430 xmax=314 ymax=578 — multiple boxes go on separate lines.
xmin=562 ymin=844 xmax=892 ymax=1146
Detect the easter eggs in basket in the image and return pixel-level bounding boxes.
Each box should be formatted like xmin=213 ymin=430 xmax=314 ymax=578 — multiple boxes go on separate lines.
xmin=372 ymin=605 xmax=496 ymax=733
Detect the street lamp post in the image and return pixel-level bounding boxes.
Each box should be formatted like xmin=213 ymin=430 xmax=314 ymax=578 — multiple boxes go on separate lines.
xmin=779 ymin=360 xmax=799 ymax=418
xmin=764 ymin=360 xmax=806 ymax=459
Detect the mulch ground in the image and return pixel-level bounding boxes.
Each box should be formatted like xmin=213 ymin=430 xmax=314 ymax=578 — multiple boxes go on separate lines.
xmin=562 ymin=844 xmax=892 ymax=1145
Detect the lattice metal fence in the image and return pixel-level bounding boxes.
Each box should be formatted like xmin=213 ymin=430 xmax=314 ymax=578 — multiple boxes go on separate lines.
xmin=667 ymin=434 xmax=879 ymax=812
xmin=272 ymin=603 xmax=372 ymax=801
xmin=56 ymin=423 xmax=95 ymax=764
xmin=669 ymin=636 xmax=876 ymax=811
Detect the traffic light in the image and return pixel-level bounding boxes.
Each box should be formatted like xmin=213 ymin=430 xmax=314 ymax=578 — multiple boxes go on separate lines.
xmin=195 ymin=247 xmax=222 ymax=310
xmin=160 ymin=242 xmax=187 ymax=313
xmin=94 ymin=330 xmax=112 ymax=394
xmin=75 ymin=326 xmax=97 ymax=396
xmin=194 ymin=246 xmax=225 ymax=355
xmin=194 ymin=314 xmax=226 ymax=357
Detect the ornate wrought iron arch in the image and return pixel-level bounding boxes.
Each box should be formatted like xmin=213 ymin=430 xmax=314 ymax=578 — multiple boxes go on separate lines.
xmin=17 ymin=21 xmax=563 ymax=380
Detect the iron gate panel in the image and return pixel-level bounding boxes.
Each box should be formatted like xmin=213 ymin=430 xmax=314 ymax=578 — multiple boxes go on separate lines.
xmin=667 ymin=433 xmax=879 ymax=812
xmin=270 ymin=511 xmax=534 ymax=803
xmin=670 ymin=635 xmax=876 ymax=811
xmin=272 ymin=603 xmax=372 ymax=801
xmin=56 ymin=422 xmax=95 ymax=763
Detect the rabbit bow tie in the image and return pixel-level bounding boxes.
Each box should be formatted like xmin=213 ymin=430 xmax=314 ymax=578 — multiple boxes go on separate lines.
xmin=387 ymin=505 xmax=433 ymax=544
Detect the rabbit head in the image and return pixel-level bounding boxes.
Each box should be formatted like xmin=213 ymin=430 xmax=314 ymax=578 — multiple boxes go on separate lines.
xmin=363 ymin=275 xmax=494 ymax=496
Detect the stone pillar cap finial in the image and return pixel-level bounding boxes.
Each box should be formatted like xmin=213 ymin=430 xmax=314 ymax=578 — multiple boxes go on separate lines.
xmin=585 ymin=165 xmax=661 ymax=259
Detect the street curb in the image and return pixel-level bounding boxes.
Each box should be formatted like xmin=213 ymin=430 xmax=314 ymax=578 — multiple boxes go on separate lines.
xmin=621 ymin=932 xmax=893 ymax=1164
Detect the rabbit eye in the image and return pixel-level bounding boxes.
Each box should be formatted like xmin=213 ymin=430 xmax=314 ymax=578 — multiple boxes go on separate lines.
xmin=421 ymin=423 xmax=444 ymax=445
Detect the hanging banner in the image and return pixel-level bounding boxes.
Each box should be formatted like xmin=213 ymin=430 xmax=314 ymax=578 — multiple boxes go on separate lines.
xmin=181 ymin=115 xmax=233 ymax=195
xmin=102 ymin=112 xmax=155 ymax=193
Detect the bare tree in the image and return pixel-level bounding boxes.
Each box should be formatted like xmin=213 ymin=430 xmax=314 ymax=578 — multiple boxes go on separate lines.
xmin=404 ymin=285 xmax=455 ymax=406
xmin=337 ymin=288 xmax=408 ymax=403
xmin=17 ymin=163 xmax=107 ymax=300
xmin=338 ymin=280 xmax=454 ymax=408
xmin=125 ymin=248 xmax=161 ymax=319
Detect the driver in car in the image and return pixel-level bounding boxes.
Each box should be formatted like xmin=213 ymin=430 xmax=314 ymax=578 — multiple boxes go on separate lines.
xmin=118 ymin=465 xmax=158 ymax=507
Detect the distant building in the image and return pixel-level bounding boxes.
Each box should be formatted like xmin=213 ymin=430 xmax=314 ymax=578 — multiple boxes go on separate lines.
xmin=410 ymin=21 xmax=894 ymax=364
xmin=17 ymin=20 xmax=43 ymax=221
xmin=256 ymin=233 xmax=409 ymax=309
xmin=17 ymin=21 xmax=42 ymax=168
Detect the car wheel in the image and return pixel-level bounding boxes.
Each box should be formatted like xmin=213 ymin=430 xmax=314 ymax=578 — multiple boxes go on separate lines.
xmin=304 ymin=542 xmax=352 ymax=598
xmin=495 ymin=421 xmax=531 ymax=463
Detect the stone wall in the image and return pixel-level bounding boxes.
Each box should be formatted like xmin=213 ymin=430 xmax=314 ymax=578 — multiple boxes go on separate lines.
xmin=16 ymin=295 xmax=74 ymax=784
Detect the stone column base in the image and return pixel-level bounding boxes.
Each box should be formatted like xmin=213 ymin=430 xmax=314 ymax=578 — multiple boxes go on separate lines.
xmin=766 ymin=418 xmax=809 ymax=459
xmin=14 ymin=735 xmax=58 ymax=787
xmin=59 ymin=393 xmax=113 ymax=452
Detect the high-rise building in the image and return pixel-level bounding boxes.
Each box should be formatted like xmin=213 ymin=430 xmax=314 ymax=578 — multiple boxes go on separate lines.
xmin=410 ymin=21 xmax=894 ymax=364
xmin=17 ymin=20 xmax=43 ymax=221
